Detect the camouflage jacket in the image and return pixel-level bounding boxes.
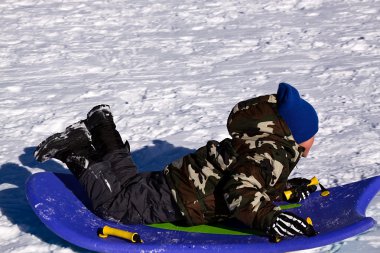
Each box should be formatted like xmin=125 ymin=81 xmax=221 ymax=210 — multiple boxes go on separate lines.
xmin=163 ymin=95 xmax=304 ymax=231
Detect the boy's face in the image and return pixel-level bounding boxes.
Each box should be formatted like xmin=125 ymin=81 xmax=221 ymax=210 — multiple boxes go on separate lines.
xmin=299 ymin=136 xmax=315 ymax=157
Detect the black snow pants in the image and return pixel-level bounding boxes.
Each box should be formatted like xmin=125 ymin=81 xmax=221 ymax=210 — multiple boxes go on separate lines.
xmin=78 ymin=148 xmax=183 ymax=224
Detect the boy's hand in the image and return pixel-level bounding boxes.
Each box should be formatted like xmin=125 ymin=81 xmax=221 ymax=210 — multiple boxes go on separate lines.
xmin=285 ymin=177 xmax=318 ymax=203
xmin=285 ymin=185 xmax=317 ymax=203
xmin=267 ymin=212 xmax=317 ymax=242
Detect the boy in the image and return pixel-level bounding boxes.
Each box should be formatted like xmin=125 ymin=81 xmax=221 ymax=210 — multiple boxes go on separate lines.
xmin=34 ymin=83 xmax=318 ymax=241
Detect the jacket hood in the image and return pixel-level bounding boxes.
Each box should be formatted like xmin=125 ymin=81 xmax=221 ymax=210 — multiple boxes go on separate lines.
xmin=227 ymin=94 xmax=304 ymax=164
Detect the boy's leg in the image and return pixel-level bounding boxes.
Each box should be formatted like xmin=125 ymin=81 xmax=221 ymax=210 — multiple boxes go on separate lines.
xmin=85 ymin=104 xmax=124 ymax=158
xmin=85 ymin=104 xmax=138 ymax=182
xmin=34 ymin=105 xmax=139 ymax=220
xmin=73 ymin=104 xmax=139 ymax=220
xmin=79 ymin=165 xmax=183 ymax=224
xmin=35 ymin=105 xmax=181 ymax=224
xmin=102 ymin=148 xmax=138 ymax=185
xmin=34 ymin=124 xmax=139 ymax=221
xmin=78 ymin=159 xmax=126 ymax=221
xmin=119 ymin=171 xmax=184 ymax=224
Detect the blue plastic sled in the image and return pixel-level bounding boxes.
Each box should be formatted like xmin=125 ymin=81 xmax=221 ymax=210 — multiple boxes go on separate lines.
xmin=25 ymin=172 xmax=380 ymax=253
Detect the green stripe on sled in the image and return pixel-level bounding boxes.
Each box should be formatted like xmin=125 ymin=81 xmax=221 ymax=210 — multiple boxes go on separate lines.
xmin=148 ymin=203 xmax=301 ymax=235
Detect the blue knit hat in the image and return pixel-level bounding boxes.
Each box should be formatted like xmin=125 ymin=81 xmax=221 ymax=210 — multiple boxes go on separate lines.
xmin=277 ymin=83 xmax=318 ymax=144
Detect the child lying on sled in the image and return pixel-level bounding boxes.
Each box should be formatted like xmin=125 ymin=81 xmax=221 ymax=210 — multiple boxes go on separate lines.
xmin=35 ymin=83 xmax=318 ymax=241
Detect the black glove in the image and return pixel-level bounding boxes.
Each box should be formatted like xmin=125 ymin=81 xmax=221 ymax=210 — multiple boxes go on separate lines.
xmin=268 ymin=212 xmax=317 ymax=242
xmin=285 ymin=177 xmax=318 ymax=203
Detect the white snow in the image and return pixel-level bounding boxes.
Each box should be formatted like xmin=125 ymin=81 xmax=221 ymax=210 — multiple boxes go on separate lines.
xmin=0 ymin=0 xmax=379 ymax=252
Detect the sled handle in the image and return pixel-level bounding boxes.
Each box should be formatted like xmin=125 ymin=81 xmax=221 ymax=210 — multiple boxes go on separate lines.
xmin=98 ymin=225 xmax=143 ymax=243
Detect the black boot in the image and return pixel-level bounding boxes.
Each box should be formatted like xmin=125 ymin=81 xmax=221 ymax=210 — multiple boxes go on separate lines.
xmin=85 ymin=105 xmax=125 ymax=158
xmin=34 ymin=120 xmax=96 ymax=178
xmin=34 ymin=120 xmax=95 ymax=162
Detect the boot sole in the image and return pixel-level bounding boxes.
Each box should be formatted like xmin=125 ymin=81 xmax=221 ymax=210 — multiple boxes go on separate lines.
xmin=85 ymin=104 xmax=113 ymax=131
xmin=87 ymin=104 xmax=111 ymax=119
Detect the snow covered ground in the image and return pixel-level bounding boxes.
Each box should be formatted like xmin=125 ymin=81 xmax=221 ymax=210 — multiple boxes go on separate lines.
xmin=0 ymin=0 xmax=379 ymax=252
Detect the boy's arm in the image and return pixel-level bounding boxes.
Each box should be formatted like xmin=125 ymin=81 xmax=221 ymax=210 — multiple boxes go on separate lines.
xmin=222 ymin=161 xmax=317 ymax=239
xmin=222 ymin=160 xmax=280 ymax=231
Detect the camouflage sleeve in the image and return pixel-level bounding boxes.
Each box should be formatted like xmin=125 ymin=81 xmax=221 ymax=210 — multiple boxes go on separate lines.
xmin=222 ymin=159 xmax=281 ymax=231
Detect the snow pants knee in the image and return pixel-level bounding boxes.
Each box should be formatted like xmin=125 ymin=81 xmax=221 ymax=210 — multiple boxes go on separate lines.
xmin=78 ymin=148 xmax=182 ymax=224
